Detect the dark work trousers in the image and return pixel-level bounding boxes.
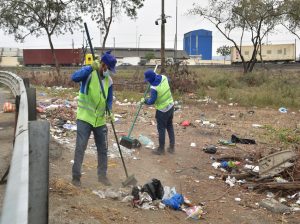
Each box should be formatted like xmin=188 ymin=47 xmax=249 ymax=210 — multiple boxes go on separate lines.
xmin=155 ymin=106 xmax=175 ymax=149
xmin=72 ymin=119 xmax=108 ymax=179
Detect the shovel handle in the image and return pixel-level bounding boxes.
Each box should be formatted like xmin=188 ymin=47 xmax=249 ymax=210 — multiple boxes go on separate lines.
xmin=84 ymin=22 xmax=129 ymax=178
xmin=127 ymin=64 xmax=158 ymax=138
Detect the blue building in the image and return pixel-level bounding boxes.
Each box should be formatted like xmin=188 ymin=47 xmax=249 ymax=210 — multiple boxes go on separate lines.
xmin=184 ymin=29 xmax=212 ymax=60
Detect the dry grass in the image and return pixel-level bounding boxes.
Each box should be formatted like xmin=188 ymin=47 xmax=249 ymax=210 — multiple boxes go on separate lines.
xmin=50 ymin=178 xmax=81 ymax=196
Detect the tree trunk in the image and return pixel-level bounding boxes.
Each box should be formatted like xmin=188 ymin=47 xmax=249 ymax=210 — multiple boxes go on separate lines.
xmin=101 ymin=31 xmax=108 ymax=53
xmin=47 ymin=33 xmax=60 ymax=83
xmin=242 ymin=60 xmax=248 ymax=73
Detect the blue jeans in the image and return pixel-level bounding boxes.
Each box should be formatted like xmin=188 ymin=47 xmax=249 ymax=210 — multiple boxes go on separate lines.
xmin=155 ymin=106 xmax=175 ymax=149
xmin=72 ymin=119 xmax=108 ymax=179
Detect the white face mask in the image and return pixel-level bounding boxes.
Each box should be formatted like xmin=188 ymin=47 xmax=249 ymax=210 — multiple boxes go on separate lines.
xmin=103 ymin=70 xmax=111 ymax=77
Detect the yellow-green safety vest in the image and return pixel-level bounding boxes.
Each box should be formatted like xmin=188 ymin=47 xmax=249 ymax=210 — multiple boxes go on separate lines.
xmin=77 ymin=70 xmax=109 ymax=127
xmin=154 ymin=75 xmax=174 ymax=110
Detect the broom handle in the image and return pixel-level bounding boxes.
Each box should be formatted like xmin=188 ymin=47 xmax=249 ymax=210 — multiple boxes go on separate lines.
xmin=127 ymin=64 xmax=158 ymax=138
xmin=84 ymin=22 xmax=129 ymax=178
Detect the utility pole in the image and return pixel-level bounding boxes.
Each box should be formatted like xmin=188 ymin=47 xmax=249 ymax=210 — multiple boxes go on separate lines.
xmin=113 ymin=37 xmax=116 ymax=55
xmin=138 ymin=34 xmax=142 ymax=56
xmin=161 ymin=0 xmax=166 ymax=73
xmin=174 ymin=0 xmax=178 ymax=63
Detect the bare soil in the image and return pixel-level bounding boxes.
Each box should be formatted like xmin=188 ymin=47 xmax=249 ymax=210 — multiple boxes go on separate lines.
xmin=47 ymin=94 xmax=300 ymax=224
xmin=1 ymin=83 xmax=299 ymax=223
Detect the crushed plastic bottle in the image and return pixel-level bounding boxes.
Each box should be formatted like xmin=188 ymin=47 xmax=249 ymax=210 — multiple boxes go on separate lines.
xmin=63 ymin=123 xmax=77 ymax=131
xmin=138 ymin=134 xmax=154 ymax=149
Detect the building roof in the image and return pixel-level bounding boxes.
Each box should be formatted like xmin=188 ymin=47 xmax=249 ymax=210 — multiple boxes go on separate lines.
xmin=0 ymin=47 xmax=22 ymax=57
xmin=184 ymin=29 xmax=212 ymax=37
xmin=93 ymin=47 xmax=189 ymax=59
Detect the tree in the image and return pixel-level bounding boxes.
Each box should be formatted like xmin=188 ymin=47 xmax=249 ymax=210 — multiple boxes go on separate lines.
xmin=76 ymin=0 xmax=145 ymax=52
xmin=145 ymin=52 xmax=155 ymax=62
xmin=0 ymin=0 xmax=82 ymax=77
xmin=281 ymin=0 xmax=300 ymax=39
xmin=216 ymin=45 xmax=231 ymax=63
xmin=188 ymin=0 xmax=285 ymax=73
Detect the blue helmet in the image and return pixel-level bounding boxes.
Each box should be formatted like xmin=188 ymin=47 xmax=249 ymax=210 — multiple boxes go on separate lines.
xmin=101 ymin=51 xmax=117 ymax=74
xmin=144 ymin=69 xmax=156 ymax=83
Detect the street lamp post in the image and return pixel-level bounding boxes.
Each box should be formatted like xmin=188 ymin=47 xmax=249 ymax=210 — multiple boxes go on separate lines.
xmin=138 ymin=34 xmax=142 ymax=56
xmin=174 ymin=0 xmax=178 ymax=63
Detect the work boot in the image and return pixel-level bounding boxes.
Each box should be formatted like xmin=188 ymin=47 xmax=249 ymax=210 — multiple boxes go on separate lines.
xmin=71 ymin=177 xmax=81 ymax=187
xmin=152 ymin=146 xmax=165 ymax=155
xmin=167 ymin=145 xmax=175 ymax=154
xmin=98 ymin=175 xmax=112 ymax=186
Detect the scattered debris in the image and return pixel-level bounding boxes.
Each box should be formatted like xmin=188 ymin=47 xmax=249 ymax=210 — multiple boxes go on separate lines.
xmin=203 ymin=145 xmax=217 ymax=154
xmin=218 ymin=139 xmax=236 ymax=146
xmin=3 ymin=102 xmax=15 ymax=113
xmin=225 ymin=176 xmax=236 ymax=187
xmin=209 ymin=176 xmax=215 ymax=180
xmin=181 ymin=120 xmax=190 ymax=127
xmin=231 ymin=134 xmax=256 ymax=144
xmin=258 ymin=150 xmax=297 ymax=178
xmin=184 ymin=205 xmax=204 ymax=220
xmin=252 ymin=124 xmax=263 ymax=128
xmin=138 ymin=134 xmax=154 ymax=149
xmin=190 ymin=142 xmax=196 ymax=147
xmin=259 ymin=198 xmax=291 ymax=213
xmin=279 ymin=107 xmax=288 ymax=113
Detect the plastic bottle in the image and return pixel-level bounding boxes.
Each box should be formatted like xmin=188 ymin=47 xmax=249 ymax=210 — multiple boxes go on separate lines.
xmin=138 ymin=134 xmax=154 ymax=148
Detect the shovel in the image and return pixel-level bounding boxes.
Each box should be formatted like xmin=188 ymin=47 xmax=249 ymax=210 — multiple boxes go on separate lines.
xmin=84 ymin=23 xmax=137 ymax=187
xmin=120 ymin=64 xmax=158 ymax=149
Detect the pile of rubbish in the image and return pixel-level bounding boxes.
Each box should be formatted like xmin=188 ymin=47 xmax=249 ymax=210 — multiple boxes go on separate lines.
xmin=92 ymin=178 xmax=206 ymax=220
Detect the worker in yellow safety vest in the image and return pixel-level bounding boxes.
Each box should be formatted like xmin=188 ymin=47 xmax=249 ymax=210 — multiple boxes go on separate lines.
xmin=71 ymin=51 xmax=117 ymax=186
xmin=141 ymin=69 xmax=175 ymax=155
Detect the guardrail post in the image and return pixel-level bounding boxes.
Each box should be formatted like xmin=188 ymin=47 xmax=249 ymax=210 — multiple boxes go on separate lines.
xmin=26 ymin=88 xmax=36 ymax=121
xmin=28 ymin=120 xmax=50 ymax=224
xmin=23 ymin=78 xmax=30 ymax=89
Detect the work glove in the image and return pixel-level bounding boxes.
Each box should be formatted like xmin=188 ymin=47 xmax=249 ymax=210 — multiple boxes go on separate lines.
xmin=106 ymin=111 xmax=115 ymax=123
xmin=140 ymin=97 xmax=145 ymax=104
xmin=91 ymin=60 xmax=100 ymax=71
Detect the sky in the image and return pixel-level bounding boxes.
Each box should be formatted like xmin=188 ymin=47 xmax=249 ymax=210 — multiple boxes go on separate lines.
xmin=0 ymin=0 xmax=299 ymax=56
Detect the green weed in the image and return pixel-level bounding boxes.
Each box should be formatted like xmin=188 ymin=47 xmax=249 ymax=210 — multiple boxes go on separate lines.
xmin=262 ymin=125 xmax=300 ymax=144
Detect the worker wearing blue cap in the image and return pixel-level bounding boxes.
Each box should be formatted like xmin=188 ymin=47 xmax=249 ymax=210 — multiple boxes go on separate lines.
xmin=141 ymin=69 xmax=175 ymax=155
xmin=71 ymin=51 xmax=117 ymax=187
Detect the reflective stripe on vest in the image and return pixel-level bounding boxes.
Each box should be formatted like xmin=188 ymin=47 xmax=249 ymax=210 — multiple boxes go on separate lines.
xmin=154 ymin=75 xmax=174 ymax=110
xmin=77 ymin=71 xmax=109 ymax=127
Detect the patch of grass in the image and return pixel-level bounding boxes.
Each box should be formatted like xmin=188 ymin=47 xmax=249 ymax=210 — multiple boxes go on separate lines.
xmin=114 ymin=90 xmax=144 ymax=102
xmin=262 ymin=125 xmax=300 ymax=144
xmin=191 ymin=68 xmax=300 ymax=109
xmin=36 ymin=85 xmax=78 ymax=100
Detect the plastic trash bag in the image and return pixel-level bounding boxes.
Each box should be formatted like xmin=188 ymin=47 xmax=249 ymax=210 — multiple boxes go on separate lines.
xmin=162 ymin=186 xmax=177 ymax=200
xmin=162 ymin=193 xmax=184 ymax=210
xmin=184 ymin=206 xmax=204 ymax=220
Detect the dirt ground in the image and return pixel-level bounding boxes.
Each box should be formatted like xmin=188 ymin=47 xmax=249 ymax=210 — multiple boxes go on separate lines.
xmin=1 ymin=82 xmax=300 ymax=223
xmin=45 ymin=91 xmax=300 ymax=224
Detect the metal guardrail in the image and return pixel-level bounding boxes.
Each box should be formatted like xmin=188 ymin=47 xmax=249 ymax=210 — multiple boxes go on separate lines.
xmin=0 ymin=71 xmax=29 ymax=224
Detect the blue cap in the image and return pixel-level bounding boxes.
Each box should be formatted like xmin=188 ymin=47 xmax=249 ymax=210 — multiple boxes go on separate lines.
xmin=144 ymin=69 xmax=156 ymax=82
xmin=101 ymin=51 xmax=117 ymax=74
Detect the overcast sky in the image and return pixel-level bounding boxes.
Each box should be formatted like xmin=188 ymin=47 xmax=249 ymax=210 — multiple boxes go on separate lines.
xmin=0 ymin=0 xmax=299 ymax=56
